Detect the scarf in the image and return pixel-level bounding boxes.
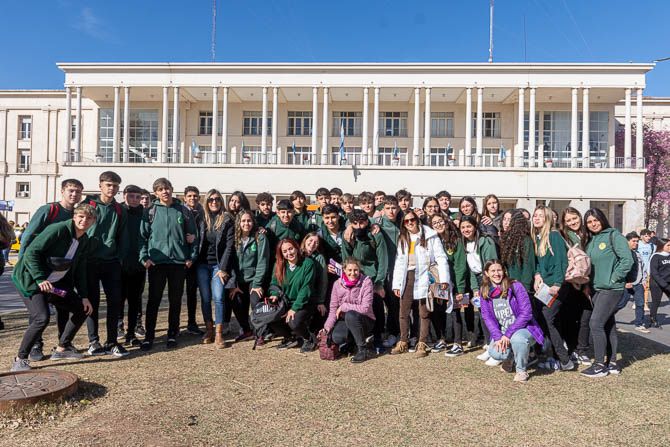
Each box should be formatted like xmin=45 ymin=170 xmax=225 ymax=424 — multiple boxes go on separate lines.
xmin=342 ymin=272 xmax=361 ymax=288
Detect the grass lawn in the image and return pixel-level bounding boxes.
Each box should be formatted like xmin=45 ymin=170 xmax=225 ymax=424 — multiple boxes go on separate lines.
xmin=1 ymin=303 xmax=669 ymax=447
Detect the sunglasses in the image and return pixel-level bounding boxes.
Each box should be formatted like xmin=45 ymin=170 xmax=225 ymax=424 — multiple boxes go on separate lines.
xmin=207 ymin=197 xmax=222 ymax=203
xmin=404 ymin=217 xmax=418 ymax=224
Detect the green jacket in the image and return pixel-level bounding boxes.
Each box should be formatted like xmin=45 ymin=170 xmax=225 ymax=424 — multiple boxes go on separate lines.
xmin=505 ymin=236 xmax=536 ymax=292
xmin=13 ymin=220 xmax=90 ymax=298
xmin=535 ymin=231 xmax=568 ymax=287
xmin=139 ymin=199 xmax=198 ymax=265
xmin=266 ymin=215 xmax=305 ymax=252
xmin=85 ymin=195 xmax=127 ymax=263
xmin=565 ymin=230 xmax=582 ymax=247
xmin=234 ymin=232 xmax=270 ymax=288
xmin=454 ymin=236 xmax=498 ymax=293
xmin=318 ymin=224 xmax=344 ymax=264
xmin=270 ymin=257 xmax=315 ymax=311
xmin=376 ymin=215 xmax=401 ymax=279
xmin=586 ymin=228 xmax=634 ymax=291
xmin=310 ymin=253 xmax=328 ymax=305
xmin=341 ymin=231 xmax=388 ymax=288
xmin=294 ymin=209 xmax=311 ymax=230
xmin=19 ymin=202 xmax=73 ymax=256
xmin=122 ymin=203 xmax=145 ymax=272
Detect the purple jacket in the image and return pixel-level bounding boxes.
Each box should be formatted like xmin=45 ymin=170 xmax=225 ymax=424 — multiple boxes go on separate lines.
xmin=480 ymin=281 xmax=545 ymax=346
xmin=324 ymin=275 xmax=375 ymax=332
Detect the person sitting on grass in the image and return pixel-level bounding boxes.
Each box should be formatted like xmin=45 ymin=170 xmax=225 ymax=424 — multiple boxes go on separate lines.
xmin=479 ymin=260 xmax=545 ymax=383
xmin=11 ymin=204 xmax=96 ymax=372
xmin=322 ymin=257 xmax=376 ymax=363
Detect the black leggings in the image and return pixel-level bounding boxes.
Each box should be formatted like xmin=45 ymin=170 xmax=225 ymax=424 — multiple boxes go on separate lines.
xmin=431 ymin=298 xmax=448 ymax=341
xmin=590 ymin=289 xmax=620 ymax=364
xmin=451 ymin=308 xmax=465 ymax=344
xmin=650 ymin=280 xmax=669 ymax=322
xmin=231 ymin=281 xmax=258 ymax=333
xmin=331 ymin=311 xmax=374 ymax=349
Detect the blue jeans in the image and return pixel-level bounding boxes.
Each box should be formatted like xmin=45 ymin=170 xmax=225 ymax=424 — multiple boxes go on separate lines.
xmin=621 ymin=285 xmax=646 ymax=327
xmin=197 ymin=264 xmax=225 ymax=325
xmin=487 ymin=328 xmax=536 ymax=372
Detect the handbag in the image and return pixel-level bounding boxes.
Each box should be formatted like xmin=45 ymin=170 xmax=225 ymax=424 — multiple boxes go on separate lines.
xmin=250 ymin=285 xmax=289 ymax=349
xmin=427 ymin=264 xmax=450 ymax=311
xmin=317 ymin=330 xmax=340 ymax=361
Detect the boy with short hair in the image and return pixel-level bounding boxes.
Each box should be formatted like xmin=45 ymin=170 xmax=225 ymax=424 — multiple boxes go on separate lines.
xmin=358 ymin=191 xmax=376 ymax=219
xmin=395 ymin=189 xmax=413 ymax=214
xmin=340 ymin=193 xmax=355 ymax=220
xmin=329 ymin=188 xmax=343 ymax=207
xmin=255 ymin=192 xmax=275 ymax=228
xmin=139 ymin=178 xmax=198 ymax=351
xmin=374 ymin=191 xmax=386 ymax=212
xmin=376 ymin=196 xmax=402 ymax=347
xmin=139 ymin=189 xmax=152 ymax=209
xmin=266 ymin=200 xmax=305 ymax=252
xmin=183 ymin=186 xmax=204 ymax=335
xmin=436 ymin=190 xmax=459 ymax=220
xmin=308 ymin=187 xmax=331 ymax=231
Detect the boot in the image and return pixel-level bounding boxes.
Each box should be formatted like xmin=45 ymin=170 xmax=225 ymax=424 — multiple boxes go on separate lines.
xmin=215 ymin=324 xmax=226 ymax=349
xmin=390 ymin=340 xmax=408 ymax=355
xmin=202 ymin=321 xmax=214 ymax=344
xmin=415 ymin=341 xmax=429 ymax=358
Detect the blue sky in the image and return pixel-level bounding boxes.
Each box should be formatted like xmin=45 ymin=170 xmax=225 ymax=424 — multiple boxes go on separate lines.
xmin=1 ymin=0 xmax=668 ymax=95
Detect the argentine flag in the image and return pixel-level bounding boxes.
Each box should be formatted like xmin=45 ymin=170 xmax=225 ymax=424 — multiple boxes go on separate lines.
xmin=339 ymin=120 xmax=345 ymax=164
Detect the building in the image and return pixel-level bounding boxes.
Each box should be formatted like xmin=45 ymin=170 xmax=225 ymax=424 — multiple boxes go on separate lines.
xmin=0 ymin=62 xmax=654 ymax=231
xmin=615 ymin=96 xmax=670 ymax=131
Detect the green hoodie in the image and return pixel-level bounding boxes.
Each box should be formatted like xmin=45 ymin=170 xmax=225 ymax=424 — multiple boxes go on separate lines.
xmin=453 ymin=235 xmax=498 ymax=293
xmin=122 ymin=203 xmax=145 ymax=272
xmin=13 ymin=220 xmax=90 ymax=299
xmin=341 ymin=230 xmax=388 ymax=288
xmin=294 ymin=209 xmax=311 ymax=230
xmin=534 ymin=230 xmax=568 ymax=287
xmin=270 ymin=257 xmax=315 ymax=311
xmin=235 ymin=232 xmax=270 ymax=288
xmin=318 ymin=224 xmax=344 ymax=264
xmin=19 ymin=202 xmax=73 ymax=256
xmin=586 ymin=228 xmax=634 ymax=291
xmin=85 ymin=195 xmax=127 ymax=263
xmin=139 ymin=199 xmax=198 ymax=265
xmin=505 ymin=236 xmax=536 ymax=292
xmin=376 ymin=215 xmax=401 ymax=278
xmin=266 ymin=215 xmax=305 ymax=251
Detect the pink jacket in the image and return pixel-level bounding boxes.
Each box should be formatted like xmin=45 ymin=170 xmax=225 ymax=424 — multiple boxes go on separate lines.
xmin=324 ymin=275 xmax=376 ymax=332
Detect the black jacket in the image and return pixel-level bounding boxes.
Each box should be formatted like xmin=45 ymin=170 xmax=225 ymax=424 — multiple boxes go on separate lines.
xmin=197 ymin=212 xmax=235 ymax=274
xmin=650 ymin=252 xmax=670 ymax=290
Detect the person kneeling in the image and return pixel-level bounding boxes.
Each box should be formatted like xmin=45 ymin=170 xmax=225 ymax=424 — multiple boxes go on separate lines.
xmin=480 ymin=260 xmax=545 ymax=383
xmin=323 ymin=258 xmax=376 ymax=363
xmin=11 ymin=204 xmax=96 ymax=371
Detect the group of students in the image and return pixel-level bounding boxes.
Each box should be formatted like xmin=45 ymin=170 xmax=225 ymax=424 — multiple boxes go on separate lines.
xmin=8 ymin=173 xmax=670 ymax=382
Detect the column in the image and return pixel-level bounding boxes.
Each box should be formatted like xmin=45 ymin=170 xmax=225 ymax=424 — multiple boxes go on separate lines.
xmin=362 ymin=87 xmax=369 ymax=165
xmin=311 ymin=87 xmax=318 ymax=164
xmin=65 ymin=87 xmax=72 ymax=160
xmin=423 ymin=87 xmax=431 ymax=166
xmin=261 ymin=86 xmax=268 ymax=164
xmin=372 ymin=87 xmax=380 ymax=164
xmin=465 ymin=87 xmax=472 ymax=166
xmin=123 ymin=86 xmax=130 ymax=163
xmin=516 ymin=88 xmax=525 ymax=168
xmin=624 ymin=88 xmax=632 ymax=168
xmin=172 ymin=86 xmax=180 ymax=162
xmin=161 ymin=87 xmax=168 ymax=163
xmin=271 ymin=86 xmax=278 ymax=164
xmin=475 ymin=87 xmax=483 ymax=166
xmin=211 ymin=87 xmax=219 ymax=160
xmin=528 ymin=87 xmax=536 ymax=166
xmin=75 ymin=86 xmax=82 ymax=160
xmin=413 ymin=87 xmax=420 ymax=166
xmin=321 ymin=87 xmax=329 ymax=165
xmin=570 ymin=87 xmax=579 ymax=168
xmin=221 ymin=87 xmax=229 ymax=163
xmin=112 ymin=86 xmax=120 ymax=162
xmin=581 ymin=88 xmax=590 ymax=168
xmin=636 ymin=88 xmax=643 ymax=168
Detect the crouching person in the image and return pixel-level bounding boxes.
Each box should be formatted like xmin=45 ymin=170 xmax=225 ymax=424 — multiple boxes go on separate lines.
xmin=11 ymin=204 xmax=96 ymax=371
xmin=269 ymin=239 xmax=315 ymax=352
xmin=480 ymin=260 xmax=545 ymax=383
xmin=323 ymin=258 xmax=376 ymax=363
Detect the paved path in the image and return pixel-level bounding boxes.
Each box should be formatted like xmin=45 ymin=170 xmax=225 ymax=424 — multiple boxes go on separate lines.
xmin=0 ymin=266 xmax=24 ymax=315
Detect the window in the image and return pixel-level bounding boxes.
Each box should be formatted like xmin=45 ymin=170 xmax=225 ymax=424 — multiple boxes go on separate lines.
xmin=523 ymin=112 xmax=541 ymax=162
xmin=199 ymin=112 xmax=213 ymax=135
xmin=99 ymin=109 xmax=159 ymax=162
xmin=287 ymin=146 xmax=313 ymax=165
xmin=332 ymin=112 xmax=362 ymax=137
xmin=431 ymin=112 xmax=454 ymax=137
xmin=18 ymin=150 xmax=30 ymax=172
xmin=331 ymin=147 xmax=363 ymax=165
xmin=379 ymin=112 xmax=408 ymax=137
xmin=16 ymin=182 xmax=30 ymax=198
xmin=429 ymin=147 xmax=455 ymax=166
xmin=377 ymin=147 xmax=408 ymax=166
xmin=472 ymin=112 xmax=501 ymax=138
xmin=542 ymin=112 xmax=571 ymax=163
xmin=242 ymin=111 xmax=272 ymax=136
xmin=288 ymin=111 xmax=313 ymax=136
xmin=70 ymin=115 xmax=77 ymax=143
xmin=579 ymin=112 xmax=609 ymax=163
xmin=98 ymin=109 xmax=114 ymax=162
xmin=482 ymin=148 xmax=501 ymax=167
xmin=240 ymin=145 xmax=263 ymax=163
xmin=19 ymin=116 xmax=32 ymax=140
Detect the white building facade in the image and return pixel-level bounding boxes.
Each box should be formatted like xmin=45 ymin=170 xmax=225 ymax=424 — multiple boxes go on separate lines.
xmin=0 ymin=62 xmax=654 ymax=230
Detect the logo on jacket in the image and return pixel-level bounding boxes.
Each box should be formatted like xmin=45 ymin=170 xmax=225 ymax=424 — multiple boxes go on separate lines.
xmin=598 ymin=242 xmax=606 ymax=250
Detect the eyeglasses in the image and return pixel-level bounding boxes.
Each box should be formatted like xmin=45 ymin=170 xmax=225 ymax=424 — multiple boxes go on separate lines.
xmin=432 ymin=220 xmax=445 ymax=226
xmin=404 ymin=218 xmax=418 ymax=224
xmin=207 ymin=197 xmax=222 ymax=203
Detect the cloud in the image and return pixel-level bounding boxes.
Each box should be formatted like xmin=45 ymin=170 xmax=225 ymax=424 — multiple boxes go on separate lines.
xmin=73 ymin=7 xmax=119 ymax=43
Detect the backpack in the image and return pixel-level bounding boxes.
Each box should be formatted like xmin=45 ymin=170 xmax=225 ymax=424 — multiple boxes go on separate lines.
xmin=46 ymin=202 xmax=61 ymax=224
xmin=564 ymin=241 xmax=592 ymax=285
xmin=250 ymin=284 xmax=289 ymax=350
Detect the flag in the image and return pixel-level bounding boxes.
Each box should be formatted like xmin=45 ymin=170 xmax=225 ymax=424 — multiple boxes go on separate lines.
xmin=291 ymin=140 xmax=297 ymax=157
xmin=499 ymin=143 xmax=507 ymax=162
xmin=190 ymin=139 xmax=200 ymax=158
xmin=339 ymin=120 xmax=345 ymax=164
xmin=393 ymin=139 xmax=399 ymax=159
xmin=241 ymin=140 xmax=247 ymax=160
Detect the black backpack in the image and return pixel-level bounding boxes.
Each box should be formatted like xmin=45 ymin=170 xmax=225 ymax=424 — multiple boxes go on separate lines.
xmin=250 ymin=284 xmax=289 ymax=350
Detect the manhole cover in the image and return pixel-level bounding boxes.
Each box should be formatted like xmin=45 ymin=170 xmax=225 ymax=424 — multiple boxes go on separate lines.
xmin=0 ymin=370 xmax=78 ymax=411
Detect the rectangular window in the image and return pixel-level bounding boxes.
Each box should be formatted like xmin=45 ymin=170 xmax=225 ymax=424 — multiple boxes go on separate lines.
xmin=579 ymin=111 xmax=609 ymax=164
xmin=71 ymin=115 xmax=77 ymax=142
xmin=379 ymin=112 xmax=408 ymax=137
xmin=99 ymin=109 xmax=159 ymax=163
xmin=377 ymin=147 xmax=408 ymax=166
xmin=240 ymin=145 xmax=263 ymax=163
xmin=332 ymin=112 xmax=362 ymax=137
xmin=98 ymin=109 xmax=114 ymax=162
xmin=16 ymin=182 xmax=30 ymax=198
xmin=288 ymin=111 xmax=313 ymax=136
xmin=199 ymin=112 xmax=213 ymax=136
xmin=429 ymin=147 xmax=455 ymax=166
xmin=472 ymin=112 xmax=501 ymax=138
xmin=286 ymin=146 xmax=313 ymax=165
xmin=242 ymin=111 xmax=272 ymax=136
xmin=331 ymin=146 xmax=363 ymax=165
xmin=542 ymin=111 xmax=571 ymax=163
xmin=482 ymin=148 xmax=500 ymax=167
xmin=18 ymin=150 xmax=30 ymax=173
xmin=431 ymin=112 xmax=454 ymax=137
xmin=19 ymin=116 xmax=32 ymax=140
xmin=523 ymin=112 xmax=541 ymax=163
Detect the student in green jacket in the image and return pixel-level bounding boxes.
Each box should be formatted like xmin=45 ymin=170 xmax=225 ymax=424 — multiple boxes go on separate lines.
xmin=84 ymin=171 xmax=129 ymax=358
xmin=11 ymin=204 xmax=96 ymax=372
xmin=307 ymin=187 xmax=331 ymax=231
xmin=139 ymin=177 xmax=198 ymax=351
xmin=231 ymin=209 xmax=270 ymax=345
xmin=581 ymin=208 xmax=634 ymax=378
xmin=265 ymin=200 xmax=305 ymax=253
xmin=377 ymin=196 xmax=402 ymax=349
xmin=269 ymin=238 xmax=315 ymax=352
xmin=531 ymin=205 xmax=573 ymax=371
xmin=290 ymin=190 xmax=311 ymax=230
xmin=317 ymin=204 xmax=345 ymax=266
xmin=254 ymin=192 xmax=275 ymax=229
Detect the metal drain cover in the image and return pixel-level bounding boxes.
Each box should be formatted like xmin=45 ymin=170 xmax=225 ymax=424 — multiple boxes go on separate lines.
xmin=0 ymin=370 xmax=79 ymax=411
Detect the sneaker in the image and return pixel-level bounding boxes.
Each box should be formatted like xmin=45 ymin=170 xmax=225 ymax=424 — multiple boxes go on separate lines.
xmin=581 ymin=362 xmax=609 ymax=378
xmin=635 ymin=325 xmax=651 ymax=334
xmin=485 ymin=357 xmax=502 ymax=367
xmin=570 ymin=351 xmax=579 ymax=363
xmin=538 ymin=358 xmax=560 ymax=370
xmin=134 ymin=324 xmax=146 ymax=338
xmin=0 ymin=319 xmax=4 ymax=331
xmin=106 ymin=344 xmax=130 ymax=358
xmin=29 ymin=343 xmax=45 ymax=362
xmin=50 ymin=346 xmax=83 ymax=360
xmin=382 ymin=335 xmax=398 ymax=349
xmin=559 ymin=359 xmax=575 ymax=371
xmin=444 ymin=344 xmax=464 ymax=357
xmin=300 ymin=338 xmax=316 ymax=353
xmin=513 ymin=371 xmax=529 ymax=383
xmin=187 ymin=324 xmax=204 ymax=336
xmin=276 ymin=338 xmax=300 ymax=350
xmin=408 ymin=337 xmax=418 ymax=353
xmin=576 ymin=354 xmax=592 ymax=366
xmin=608 ymin=361 xmax=622 ymax=375
xmin=166 ymin=338 xmax=178 ymax=349
xmin=11 ymin=357 xmax=31 ymax=372
xmin=139 ymin=341 xmax=153 ymax=351
xmin=500 ymin=359 xmax=514 ymax=373
xmin=234 ymin=331 xmax=254 ymax=342
xmin=87 ymin=341 xmax=106 ymax=356
xmin=476 ymin=350 xmax=491 ymax=361
xmin=415 ymin=341 xmax=429 ymax=358
xmin=351 ymin=348 xmax=372 ymax=363
xmin=125 ymin=337 xmax=141 ymax=347
xmin=431 ymin=340 xmax=447 ymax=353
xmin=117 ymin=321 xmax=126 ymax=340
